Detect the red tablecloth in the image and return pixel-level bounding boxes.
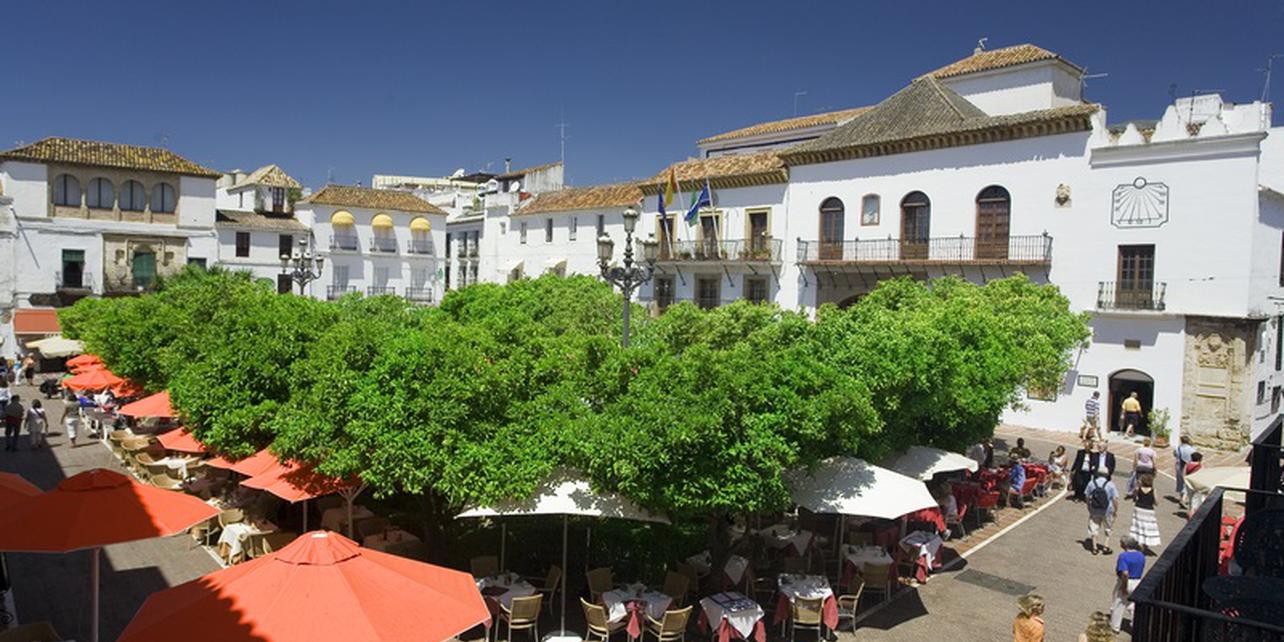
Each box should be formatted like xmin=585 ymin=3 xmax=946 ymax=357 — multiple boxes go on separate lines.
xmin=902 ymin=507 xmax=946 ymax=533
xmin=771 ymin=592 xmax=839 ymax=630
xmin=624 ymin=601 xmax=645 ymax=639
xmin=697 ymin=609 xmax=767 ymax=642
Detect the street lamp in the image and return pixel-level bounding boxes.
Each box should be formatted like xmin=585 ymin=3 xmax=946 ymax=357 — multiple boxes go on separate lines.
xmin=597 ymin=207 xmax=658 ymax=347
xmin=280 ymin=237 xmax=324 ymax=296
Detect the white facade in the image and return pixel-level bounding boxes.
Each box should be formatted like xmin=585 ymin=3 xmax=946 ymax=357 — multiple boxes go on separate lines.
xmin=213 ymin=166 xmax=307 ymax=290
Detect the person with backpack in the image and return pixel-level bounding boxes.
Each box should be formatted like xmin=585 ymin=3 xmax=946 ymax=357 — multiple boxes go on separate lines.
xmin=1085 ymin=472 xmax=1119 ymax=554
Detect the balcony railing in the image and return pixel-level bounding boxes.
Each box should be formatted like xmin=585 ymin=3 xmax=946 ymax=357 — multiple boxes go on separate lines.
xmin=366 ymin=286 xmax=396 ymax=296
xmin=657 ymin=238 xmax=783 ymax=263
xmin=1097 ymin=281 xmax=1167 ymax=311
xmin=56 ymin=270 xmax=94 ymax=291
xmin=406 ymin=240 xmax=435 ymax=255
xmin=326 ymin=285 xmax=356 ymax=300
xmin=468 ymin=245 xmax=479 ymax=258
xmin=370 ymin=237 xmax=398 ymax=254
xmin=797 ymin=234 xmax=1052 ymax=264
xmin=1248 ymin=415 xmax=1283 ymax=514
xmin=330 ymin=234 xmax=359 ymax=252
xmin=456 ymin=244 xmax=467 ymax=258
xmin=405 ymin=287 xmax=435 ymax=304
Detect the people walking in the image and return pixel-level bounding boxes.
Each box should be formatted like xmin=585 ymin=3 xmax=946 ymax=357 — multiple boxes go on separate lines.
xmin=1110 ymin=537 xmax=1146 ymax=633
xmin=4 ymin=395 xmax=25 ymax=452
xmin=1128 ymin=473 xmax=1161 ymax=553
xmin=1120 ymin=392 xmax=1142 ymax=437
xmin=0 ymin=379 xmax=10 ymax=405
xmin=1083 ymin=391 xmax=1102 ymax=441
xmin=1085 ymin=472 xmax=1119 ymax=554
xmin=1012 ymin=594 xmax=1045 ymax=642
xmin=1173 ymin=435 xmax=1195 ymax=504
xmin=1071 ymin=441 xmax=1092 ymax=501
xmin=21 ymin=354 xmax=36 ymax=385
xmin=64 ymin=410 xmax=79 ymax=448
xmin=24 ymin=400 xmax=48 ymax=449
xmin=1127 ymin=437 xmax=1157 ymax=496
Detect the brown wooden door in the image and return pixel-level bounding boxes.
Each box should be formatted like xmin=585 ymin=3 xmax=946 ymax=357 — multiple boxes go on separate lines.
xmin=1117 ymin=245 xmax=1156 ymax=309
xmin=900 ymin=192 xmax=930 ymax=259
xmin=975 ymin=186 xmax=1010 ymax=259
xmin=819 ymin=198 xmax=845 ymax=260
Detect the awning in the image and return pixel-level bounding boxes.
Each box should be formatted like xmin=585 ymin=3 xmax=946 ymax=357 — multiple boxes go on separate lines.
xmin=206 ymin=448 xmax=279 ymax=477
xmin=156 ymin=428 xmax=206 ymax=454
xmin=26 ymin=336 xmax=84 ymax=358
xmin=787 ymin=456 xmax=937 ymax=520
xmin=118 ymin=391 xmax=175 ymax=419
xmin=13 ymin=309 xmax=60 ymax=335
xmin=370 ymin=213 xmax=394 ymax=228
xmin=458 ymin=468 xmax=668 ymax=523
xmin=330 ymin=210 xmax=355 ymax=225
xmin=543 ymin=258 xmax=567 ymax=274
xmin=886 ymin=445 xmax=979 ymax=481
xmin=1187 ymin=466 xmax=1250 ymax=504
xmin=410 ymin=217 xmax=432 ymax=232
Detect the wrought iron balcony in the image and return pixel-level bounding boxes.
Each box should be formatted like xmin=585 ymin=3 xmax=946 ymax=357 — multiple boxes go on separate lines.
xmin=330 ymin=234 xmax=359 ymax=252
xmin=797 ymin=234 xmax=1052 ymax=265
xmin=456 ymin=244 xmax=468 ymax=258
xmin=404 ymin=287 xmax=435 ymax=304
xmin=326 ymin=285 xmax=356 ymax=300
xmin=56 ymin=270 xmax=94 ymax=291
xmin=369 ymin=237 xmax=398 ymax=254
xmin=365 ymin=286 xmax=396 ymax=296
xmin=656 ymin=238 xmax=783 ymax=263
xmin=1097 ymin=281 xmax=1166 ymax=311
xmin=406 ymin=240 xmax=434 ymax=255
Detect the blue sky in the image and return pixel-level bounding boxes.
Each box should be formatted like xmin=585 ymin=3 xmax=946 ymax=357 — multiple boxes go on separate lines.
xmin=4 ymin=1 xmax=1282 ymax=188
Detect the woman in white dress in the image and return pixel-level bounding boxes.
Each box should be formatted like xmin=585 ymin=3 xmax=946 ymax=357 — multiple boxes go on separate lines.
xmin=1128 ymin=473 xmax=1162 ymax=553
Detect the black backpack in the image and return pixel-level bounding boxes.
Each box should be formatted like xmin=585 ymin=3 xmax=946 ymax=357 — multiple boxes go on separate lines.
xmin=1088 ymin=480 xmax=1111 ymax=511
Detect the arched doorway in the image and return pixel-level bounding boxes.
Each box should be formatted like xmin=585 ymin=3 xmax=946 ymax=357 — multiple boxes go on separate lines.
xmin=1108 ymin=369 xmax=1154 ymax=435
xmin=900 ymin=191 xmax=930 ymax=259
xmin=819 ymin=197 xmax=845 ymax=260
xmin=975 ymin=185 xmax=1011 ymax=259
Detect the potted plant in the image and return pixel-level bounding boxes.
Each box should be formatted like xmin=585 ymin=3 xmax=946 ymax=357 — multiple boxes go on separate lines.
xmin=1149 ymin=407 xmax=1171 ymax=448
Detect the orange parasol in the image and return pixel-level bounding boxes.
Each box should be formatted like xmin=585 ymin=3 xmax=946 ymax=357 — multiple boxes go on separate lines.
xmin=0 ymin=472 xmax=41 ymax=511
xmin=156 ymin=427 xmax=207 ymax=454
xmin=117 ymin=531 xmax=489 ymax=642
xmin=241 ymin=461 xmax=364 ymax=534
xmin=205 ymin=448 xmax=279 ymax=478
xmin=66 ymin=354 xmax=103 ymax=368
xmin=71 ymin=361 xmax=106 ymax=374
xmin=111 ymin=379 xmax=145 ymax=398
xmin=0 ymin=469 xmax=219 ymax=642
xmin=61 ymin=368 xmax=124 ymax=392
xmin=118 ymin=391 xmax=176 ymax=419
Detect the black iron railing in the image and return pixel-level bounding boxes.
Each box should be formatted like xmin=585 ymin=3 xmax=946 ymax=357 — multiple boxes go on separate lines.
xmin=406 ymin=240 xmax=434 ymax=255
xmin=1098 ymin=281 xmax=1167 ymax=311
xmin=56 ymin=270 xmax=93 ymax=291
xmin=657 ymin=238 xmax=783 ymax=263
xmin=796 ymin=234 xmax=1052 ymax=263
xmin=1248 ymin=416 xmax=1283 ymax=515
xmin=365 ymin=286 xmax=396 ymax=296
xmin=326 ymin=285 xmax=356 ymax=300
xmin=369 ymin=237 xmax=398 ymax=253
xmin=404 ymin=287 xmax=434 ymax=304
xmin=330 ymin=234 xmax=359 ymax=252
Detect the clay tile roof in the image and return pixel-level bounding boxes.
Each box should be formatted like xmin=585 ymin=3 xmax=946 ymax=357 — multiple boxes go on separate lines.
xmin=782 ymin=76 xmax=1098 ymax=166
xmin=0 ymin=137 xmax=221 ymax=178
xmin=497 ymin=161 xmax=562 ymax=180
xmin=299 ymin=184 xmax=445 ymax=214
xmin=13 ymin=309 xmax=60 ymax=335
xmin=215 ymin=210 xmax=309 ymax=232
xmin=698 ymin=107 xmax=873 ymax=145
xmin=639 ymin=151 xmax=787 ymax=195
xmin=929 ymin=43 xmax=1079 ymax=79
xmin=235 ymin=164 xmax=301 ymax=189
xmin=517 ymin=182 xmax=642 ymax=216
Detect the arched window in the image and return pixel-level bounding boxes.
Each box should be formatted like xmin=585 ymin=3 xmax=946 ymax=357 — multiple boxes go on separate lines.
xmin=120 ymin=180 xmax=146 ymax=211
xmin=53 ymin=174 xmax=80 ymax=206
xmin=87 ymin=178 xmax=114 ymax=209
xmin=151 ymin=183 xmax=176 ymax=213
xmin=330 ymin=211 xmax=357 ymax=251
xmin=818 ymin=197 xmax=845 ymax=259
xmin=975 ymin=185 xmax=1011 ymax=259
xmin=900 ymin=191 xmax=931 ymax=259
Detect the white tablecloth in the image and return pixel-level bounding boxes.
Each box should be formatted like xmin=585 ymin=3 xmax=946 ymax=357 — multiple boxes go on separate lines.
xmin=362 ymin=529 xmax=420 ymax=552
xmin=321 ymin=505 xmax=374 ymax=532
xmin=157 ymin=456 xmax=196 ymax=479
xmin=842 ymin=544 xmax=893 ymax=569
xmin=700 ymin=592 xmax=764 ymax=640
xmin=724 ymin=555 xmax=749 ymax=585
xmin=602 ymin=589 xmax=673 ymax=623
xmin=758 ymin=525 xmax=813 ymax=554
xmin=776 ymin=574 xmax=833 ymax=602
xmin=477 ymin=574 xmax=537 ymax=610
xmin=217 ymin=520 xmax=276 ymax=559
xmin=900 ymin=531 xmax=944 ymax=569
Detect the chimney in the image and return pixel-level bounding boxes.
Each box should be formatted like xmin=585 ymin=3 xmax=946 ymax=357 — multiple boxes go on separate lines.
xmin=504 ymin=157 xmax=512 ymax=173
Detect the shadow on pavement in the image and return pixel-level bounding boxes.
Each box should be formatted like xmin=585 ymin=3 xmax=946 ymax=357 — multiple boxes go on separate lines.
xmin=857 ymin=588 xmax=930 ymax=631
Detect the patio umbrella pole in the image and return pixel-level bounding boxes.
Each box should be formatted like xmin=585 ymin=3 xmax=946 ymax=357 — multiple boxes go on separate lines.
xmin=500 ymin=522 xmax=506 ymax=571
xmin=90 ymin=546 xmax=100 ymax=642
xmin=560 ymin=515 xmax=568 ymax=634
xmin=835 ymin=518 xmax=844 ymax=583
xmin=303 ymin=501 xmax=308 ymax=531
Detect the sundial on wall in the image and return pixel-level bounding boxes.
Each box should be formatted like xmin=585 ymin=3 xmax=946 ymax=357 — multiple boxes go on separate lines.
xmin=1111 ymin=177 xmax=1169 ymax=228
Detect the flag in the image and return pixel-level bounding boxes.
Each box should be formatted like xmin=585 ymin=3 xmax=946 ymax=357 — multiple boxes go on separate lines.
xmin=685 ymin=180 xmax=711 ymax=224
xmin=659 ymin=167 xmax=677 ymax=219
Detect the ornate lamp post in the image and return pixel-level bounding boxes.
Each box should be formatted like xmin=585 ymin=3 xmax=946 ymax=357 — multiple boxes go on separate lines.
xmin=597 ymin=207 xmax=658 ymax=347
xmin=279 ymin=237 xmax=324 ymax=296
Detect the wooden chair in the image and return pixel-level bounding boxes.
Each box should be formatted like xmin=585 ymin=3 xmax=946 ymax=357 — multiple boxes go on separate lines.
xmin=581 ymin=596 xmax=621 ymax=642
xmin=789 ymin=596 xmax=825 ymax=642
xmin=835 ymin=578 xmax=866 ymax=633
xmin=499 ymin=594 xmax=543 ymax=642
xmin=534 ymin=565 xmax=562 ymax=614
xmin=0 ymin=620 xmax=61 ymax=642
xmin=471 ymin=555 xmax=499 ymax=578
xmin=644 ymin=605 xmax=693 ymax=642
xmin=862 ymin=563 xmax=895 ymax=603
xmin=586 ymin=567 xmax=614 ymax=600
xmin=661 ymin=570 xmax=690 ymax=605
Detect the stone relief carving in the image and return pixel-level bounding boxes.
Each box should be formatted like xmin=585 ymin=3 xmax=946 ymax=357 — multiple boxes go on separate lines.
xmin=1055 ymin=183 xmax=1071 ymax=207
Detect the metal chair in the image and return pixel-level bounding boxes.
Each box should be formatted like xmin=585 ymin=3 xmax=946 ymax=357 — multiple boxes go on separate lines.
xmin=861 ymin=562 xmax=895 ymax=603
xmin=835 ymin=578 xmax=866 ymax=633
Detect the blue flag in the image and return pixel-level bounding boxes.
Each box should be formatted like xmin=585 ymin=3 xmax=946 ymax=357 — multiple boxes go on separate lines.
xmin=685 ymin=180 xmax=711 ymax=224
xmin=658 ymin=191 xmax=667 ymax=219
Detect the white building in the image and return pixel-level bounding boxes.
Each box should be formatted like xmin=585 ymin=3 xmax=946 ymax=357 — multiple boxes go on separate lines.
xmin=497 ymin=183 xmax=643 ymax=283
xmin=295 ymin=184 xmax=447 ymax=304
xmin=214 ymin=165 xmax=308 ymax=292
xmin=0 ymin=137 xmax=220 ymax=357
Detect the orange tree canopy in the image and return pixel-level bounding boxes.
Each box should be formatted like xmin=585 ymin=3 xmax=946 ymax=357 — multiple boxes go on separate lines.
xmin=119 ymin=392 xmax=175 ymax=419
xmin=117 ymin=531 xmax=490 ymax=642
xmin=61 ymin=369 xmax=125 ymax=392
xmin=240 ymin=462 xmax=357 ymax=503
xmin=156 ymin=428 xmax=206 ymax=454
xmin=0 ymin=469 xmax=218 ymax=552
xmin=0 ymin=473 xmax=41 ymax=512
xmin=206 ymin=448 xmax=279 ymax=478
xmin=66 ymin=354 xmax=103 ymax=368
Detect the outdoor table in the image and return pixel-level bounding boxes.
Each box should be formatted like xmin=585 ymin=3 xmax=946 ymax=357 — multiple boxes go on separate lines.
xmin=217 ymin=518 xmax=276 ymax=560
xmin=899 ymin=531 xmax=944 ymax=583
xmin=602 ymin=585 xmax=673 ymax=639
xmin=476 ymin=572 xmax=537 ymax=616
xmin=758 ymin=525 xmax=813 ymax=556
xmin=156 ymin=455 xmax=196 ymax=480
xmin=772 ymin=573 xmax=838 ymax=631
xmin=321 ymin=504 xmax=374 ymax=533
xmin=719 ymin=554 xmax=750 ymax=590
xmin=362 ymin=528 xmax=420 ymax=552
xmin=841 ymin=544 xmax=894 ymax=588
xmin=902 ymin=506 xmax=946 ymax=533
xmin=698 ymin=592 xmax=766 ymax=642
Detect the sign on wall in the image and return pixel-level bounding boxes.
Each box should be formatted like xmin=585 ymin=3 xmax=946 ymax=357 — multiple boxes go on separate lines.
xmin=1111 ymin=177 xmax=1169 ymax=229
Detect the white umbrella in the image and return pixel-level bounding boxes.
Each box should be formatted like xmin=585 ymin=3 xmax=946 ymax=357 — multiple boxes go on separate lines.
xmin=457 ymin=469 xmax=668 ymax=642
xmin=886 ymin=446 xmax=978 ymax=481
xmin=1186 ymin=466 xmax=1251 ymax=509
xmin=25 ymin=336 xmax=84 ymax=358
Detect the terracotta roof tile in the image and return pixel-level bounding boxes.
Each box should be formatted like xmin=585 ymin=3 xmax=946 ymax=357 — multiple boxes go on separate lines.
xmin=215 ymin=210 xmax=309 ymax=232
xmin=698 ymin=107 xmax=873 ymax=145
xmin=640 ymin=151 xmax=787 ymax=194
xmin=235 ymin=164 xmax=300 ymax=189
xmin=0 ymin=137 xmax=221 ymax=178
xmin=516 ymin=183 xmax=642 ymax=216
xmin=300 ymin=185 xmax=445 ymax=214
xmin=929 ymin=43 xmax=1078 ymax=79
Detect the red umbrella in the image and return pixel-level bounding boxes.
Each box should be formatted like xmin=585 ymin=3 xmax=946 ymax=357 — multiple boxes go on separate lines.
xmin=0 ymin=469 xmax=219 ymax=642
xmin=119 ymin=391 xmax=176 ymax=419
xmin=241 ymin=461 xmax=364 ymax=534
xmin=71 ymin=361 xmax=106 ymax=373
xmin=61 ymin=368 xmax=124 ymax=392
xmin=66 ymin=354 xmax=102 ymax=368
xmin=0 ymin=472 xmax=41 ymax=511
xmin=118 ymin=531 xmax=489 ymax=642
xmin=156 ymin=427 xmax=207 ymax=454
xmin=206 ymin=448 xmax=278 ymax=477
xmin=112 ymin=379 xmax=145 ymax=398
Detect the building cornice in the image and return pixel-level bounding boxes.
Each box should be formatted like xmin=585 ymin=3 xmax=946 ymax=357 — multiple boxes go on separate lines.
xmin=1090 ymin=132 xmax=1266 ymax=168
xmin=13 ymin=217 xmax=215 ymax=238
xmin=637 ymin=170 xmax=788 ymax=196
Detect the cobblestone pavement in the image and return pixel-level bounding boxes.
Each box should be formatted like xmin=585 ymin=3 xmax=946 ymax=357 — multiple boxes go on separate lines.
xmin=0 ymin=378 xmax=218 ymax=642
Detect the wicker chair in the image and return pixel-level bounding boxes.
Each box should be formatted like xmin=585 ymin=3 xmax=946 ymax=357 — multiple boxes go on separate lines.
xmin=789 ymin=597 xmax=825 ymax=642
xmin=149 ymin=472 xmax=183 ymax=491
xmin=644 ymin=605 xmax=693 ymax=642
xmin=581 ymin=596 xmax=621 ymax=642
xmin=470 ymin=555 xmax=499 ymax=578
xmin=862 ymin=562 xmax=895 ymax=603
xmin=586 ymin=567 xmax=614 ymax=600
xmin=661 ymin=570 xmax=690 ymax=606
xmin=835 ymin=578 xmax=866 ymax=633
xmin=499 ymin=594 xmax=543 ymax=642
xmin=533 ymin=565 xmax=562 ymax=614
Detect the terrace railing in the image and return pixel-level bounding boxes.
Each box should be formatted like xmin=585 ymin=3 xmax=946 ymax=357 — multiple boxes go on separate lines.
xmin=1248 ymin=415 xmax=1284 ymax=515
xmin=796 ymin=234 xmax=1052 ymax=264
xmin=365 ymin=286 xmax=396 ymax=296
xmin=326 ymin=285 xmax=356 ymax=300
xmin=1098 ymin=281 xmax=1167 ymax=312
xmin=657 ymin=238 xmax=783 ymax=263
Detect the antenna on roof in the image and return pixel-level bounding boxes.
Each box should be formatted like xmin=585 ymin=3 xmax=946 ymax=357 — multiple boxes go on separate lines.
xmin=1260 ymin=54 xmax=1284 ymax=102
xmin=793 ymin=90 xmax=808 ymax=116
xmin=556 ymin=109 xmax=570 ymax=168
xmin=974 ymin=37 xmax=988 ymax=54
xmin=153 ymin=132 xmax=171 ymax=147
xmin=326 ymin=167 xmax=335 ymax=185
xmin=1079 ymin=68 xmax=1109 ymax=99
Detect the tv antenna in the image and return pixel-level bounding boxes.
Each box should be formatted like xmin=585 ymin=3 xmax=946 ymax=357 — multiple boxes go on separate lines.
xmin=1260 ymin=54 xmax=1284 ymax=102
xmin=975 ymin=37 xmax=988 ymax=53
xmin=153 ymin=132 xmax=171 ymax=146
xmin=1079 ymin=68 xmax=1109 ymax=99
xmin=793 ymin=90 xmax=807 ymax=116
xmin=555 ymin=118 xmax=570 ymax=166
